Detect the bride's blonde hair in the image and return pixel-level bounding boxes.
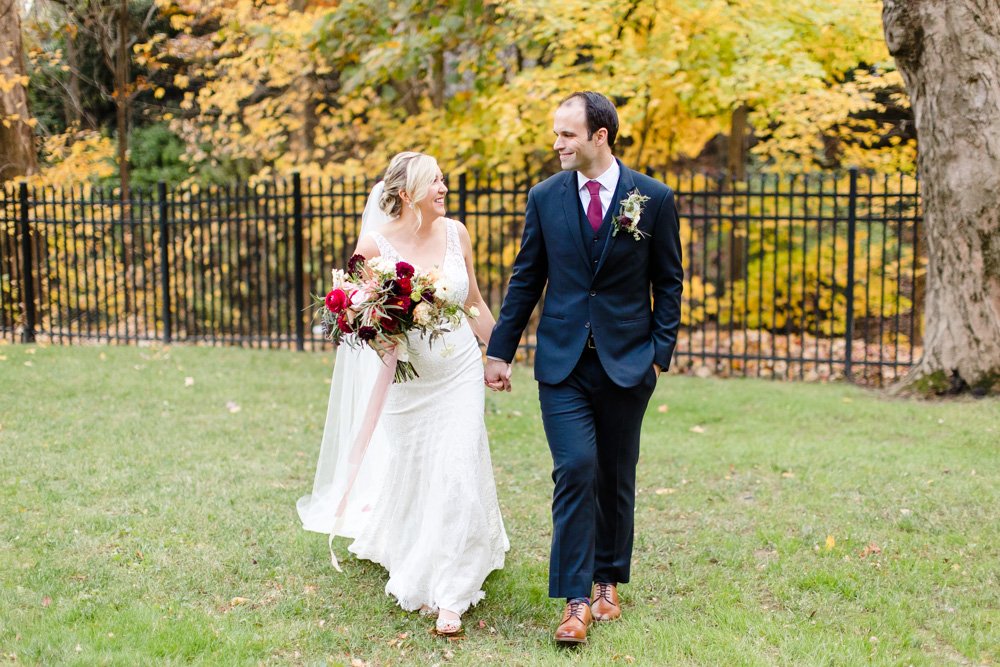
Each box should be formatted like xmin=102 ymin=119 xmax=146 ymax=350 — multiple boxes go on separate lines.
xmin=378 ymin=152 xmax=439 ymax=227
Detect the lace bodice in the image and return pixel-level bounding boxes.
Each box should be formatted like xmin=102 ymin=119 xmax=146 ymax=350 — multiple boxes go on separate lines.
xmin=370 ymin=219 xmax=469 ymax=305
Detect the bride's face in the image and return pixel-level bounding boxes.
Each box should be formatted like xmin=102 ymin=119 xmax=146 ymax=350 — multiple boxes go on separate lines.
xmin=415 ymin=171 xmax=447 ymax=221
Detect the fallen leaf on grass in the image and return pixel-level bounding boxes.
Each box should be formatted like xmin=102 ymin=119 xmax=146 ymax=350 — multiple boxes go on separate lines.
xmin=859 ymin=542 xmax=882 ymax=559
xmin=0 ymin=355 xmax=7 ymax=361
xmin=229 ymin=596 xmax=250 ymax=607
xmin=824 ymin=535 xmax=836 ymax=551
xmin=781 ymin=470 xmax=795 ymax=478
xmin=655 ymin=488 xmax=676 ymax=495
xmin=689 ymin=425 xmax=706 ymax=434
xmin=303 ymin=585 xmax=318 ymax=595
xmin=23 ymin=361 xmax=33 ymax=367
xmin=657 ymin=404 xmax=668 ymax=413
xmin=24 ymin=348 xmax=36 ymax=355
xmin=350 ymin=659 xmax=369 ymax=667
xmin=184 ymin=377 xmax=195 ymax=387
xmin=478 ymin=620 xmax=486 ymax=628
xmin=42 ymin=596 xmax=51 ymax=607
xmin=225 ymin=401 xmax=241 ymax=414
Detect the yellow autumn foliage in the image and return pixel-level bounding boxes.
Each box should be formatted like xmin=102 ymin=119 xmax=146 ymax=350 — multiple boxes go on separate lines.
xmin=117 ymin=0 xmax=915 ymax=184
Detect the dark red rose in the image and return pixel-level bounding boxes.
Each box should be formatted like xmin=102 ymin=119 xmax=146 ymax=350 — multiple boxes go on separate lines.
xmin=347 ymin=253 xmax=366 ymax=277
xmin=380 ymin=316 xmax=399 ymax=332
xmin=387 ymin=295 xmax=412 ymax=312
xmin=618 ymin=215 xmax=633 ymax=228
xmin=395 ymin=277 xmax=412 ymax=294
xmin=395 ymin=261 xmax=415 ymax=278
xmin=325 ymin=288 xmax=348 ymax=312
xmin=357 ymin=326 xmax=377 ymax=341
xmin=336 ymin=312 xmax=353 ymax=334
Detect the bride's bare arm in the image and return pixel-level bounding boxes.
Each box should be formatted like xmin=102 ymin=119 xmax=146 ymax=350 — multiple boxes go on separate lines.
xmin=455 ymin=221 xmax=496 ymax=346
xmin=353 ymin=235 xmax=380 ymax=260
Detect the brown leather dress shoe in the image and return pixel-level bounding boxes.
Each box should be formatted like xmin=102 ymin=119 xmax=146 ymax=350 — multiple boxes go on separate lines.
xmin=591 ymin=582 xmax=621 ymax=621
xmin=554 ymin=599 xmax=593 ymax=644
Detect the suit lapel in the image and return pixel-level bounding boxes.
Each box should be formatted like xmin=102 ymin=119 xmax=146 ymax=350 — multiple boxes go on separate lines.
xmin=593 ymin=160 xmax=635 ymax=279
xmin=560 ymin=172 xmax=590 ymax=267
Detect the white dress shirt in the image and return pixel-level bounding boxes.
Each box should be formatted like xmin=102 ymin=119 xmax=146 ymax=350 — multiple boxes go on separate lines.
xmin=576 ymin=160 xmax=620 ymax=221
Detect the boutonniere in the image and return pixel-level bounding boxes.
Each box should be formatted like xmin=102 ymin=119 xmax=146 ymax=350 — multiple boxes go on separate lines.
xmin=611 ymin=188 xmax=651 ymax=241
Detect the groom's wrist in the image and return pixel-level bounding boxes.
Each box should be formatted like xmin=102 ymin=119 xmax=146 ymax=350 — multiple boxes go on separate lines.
xmin=486 ymin=355 xmax=510 ymax=364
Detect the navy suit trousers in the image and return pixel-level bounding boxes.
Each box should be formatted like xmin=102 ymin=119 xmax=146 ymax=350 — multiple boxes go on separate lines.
xmin=538 ymin=344 xmax=657 ymax=598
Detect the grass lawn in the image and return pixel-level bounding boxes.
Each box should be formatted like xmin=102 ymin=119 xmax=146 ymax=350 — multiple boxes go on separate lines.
xmin=1 ymin=343 xmax=997 ymax=666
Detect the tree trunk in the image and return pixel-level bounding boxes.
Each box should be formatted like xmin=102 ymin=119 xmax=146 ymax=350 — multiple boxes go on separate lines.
xmin=0 ymin=0 xmax=38 ymax=182
xmin=727 ymin=104 xmax=749 ymax=284
xmin=883 ymin=0 xmax=1000 ymax=395
xmin=64 ymin=22 xmax=96 ymax=130
xmin=430 ymin=49 xmax=445 ymax=109
xmin=727 ymin=103 xmax=748 ymax=181
xmin=116 ymin=0 xmax=130 ymax=198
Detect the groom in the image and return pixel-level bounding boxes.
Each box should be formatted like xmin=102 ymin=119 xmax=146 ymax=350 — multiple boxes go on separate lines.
xmin=485 ymin=91 xmax=683 ymax=644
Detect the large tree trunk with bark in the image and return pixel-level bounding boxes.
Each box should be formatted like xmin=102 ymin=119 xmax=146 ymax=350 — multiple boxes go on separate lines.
xmin=0 ymin=0 xmax=38 ymax=182
xmin=883 ymin=0 xmax=1000 ymax=395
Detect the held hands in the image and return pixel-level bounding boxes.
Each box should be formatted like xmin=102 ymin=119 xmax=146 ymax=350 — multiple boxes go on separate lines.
xmin=484 ymin=358 xmax=512 ymax=392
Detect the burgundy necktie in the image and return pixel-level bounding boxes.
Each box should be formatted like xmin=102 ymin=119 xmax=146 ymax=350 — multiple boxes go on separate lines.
xmin=585 ymin=180 xmax=603 ymax=232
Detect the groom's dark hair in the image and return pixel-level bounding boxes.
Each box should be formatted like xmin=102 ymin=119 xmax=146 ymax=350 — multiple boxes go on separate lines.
xmin=560 ymin=91 xmax=619 ymax=150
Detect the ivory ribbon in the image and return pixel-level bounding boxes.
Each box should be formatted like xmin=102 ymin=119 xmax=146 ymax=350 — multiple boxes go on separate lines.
xmin=328 ymin=348 xmax=398 ymax=572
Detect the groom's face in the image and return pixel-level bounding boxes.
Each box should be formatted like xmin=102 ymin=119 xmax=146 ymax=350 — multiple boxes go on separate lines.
xmin=553 ymin=100 xmax=601 ymax=173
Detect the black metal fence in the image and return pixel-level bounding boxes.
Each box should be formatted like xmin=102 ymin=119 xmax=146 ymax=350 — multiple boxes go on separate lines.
xmin=0 ymin=169 xmax=922 ymax=385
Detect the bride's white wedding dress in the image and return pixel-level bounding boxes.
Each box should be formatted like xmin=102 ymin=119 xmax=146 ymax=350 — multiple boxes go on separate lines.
xmin=298 ymin=218 xmax=508 ymax=615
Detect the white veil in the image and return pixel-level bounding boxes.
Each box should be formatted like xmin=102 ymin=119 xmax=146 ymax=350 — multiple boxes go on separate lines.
xmin=296 ymin=182 xmax=391 ymax=562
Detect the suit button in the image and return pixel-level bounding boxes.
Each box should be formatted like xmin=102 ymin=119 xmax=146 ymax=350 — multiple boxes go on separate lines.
xmin=589 ymin=290 xmax=596 ymax=297
xmin=585 ymin=322 xmax=591 ymax=329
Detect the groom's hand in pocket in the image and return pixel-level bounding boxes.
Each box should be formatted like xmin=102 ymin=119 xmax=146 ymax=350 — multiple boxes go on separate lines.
xmin=485 ymin=357 xmax=512 ymax=392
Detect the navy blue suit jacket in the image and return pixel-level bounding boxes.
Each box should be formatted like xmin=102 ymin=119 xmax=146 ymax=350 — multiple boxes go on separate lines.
xmin=486 ymin=160 xmax=684 ymax=387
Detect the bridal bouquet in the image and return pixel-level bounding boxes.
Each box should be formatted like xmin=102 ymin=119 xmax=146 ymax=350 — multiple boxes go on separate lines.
xmin=316 ymin=253 xmax=476 ymax=382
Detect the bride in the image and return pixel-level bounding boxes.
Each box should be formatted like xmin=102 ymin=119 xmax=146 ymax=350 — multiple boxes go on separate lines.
xmin=297 ymin=151 xmax=509 ymax=635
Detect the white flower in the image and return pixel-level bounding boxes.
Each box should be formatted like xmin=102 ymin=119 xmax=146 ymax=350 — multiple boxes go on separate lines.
xmin=468 ymin=306 xmax=480 ymax=318
xmin=330 ymin=269 xmax=349 ymax=288
xmin=369 ymin=256 xmax=395 ymax=274
xmin=413 ymin=302 xmax=435 ymax=326
xmin=433 ymin=278 xmax=456 ymax=302
xmin=623 ymin=201 xmax=642 ymax=222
